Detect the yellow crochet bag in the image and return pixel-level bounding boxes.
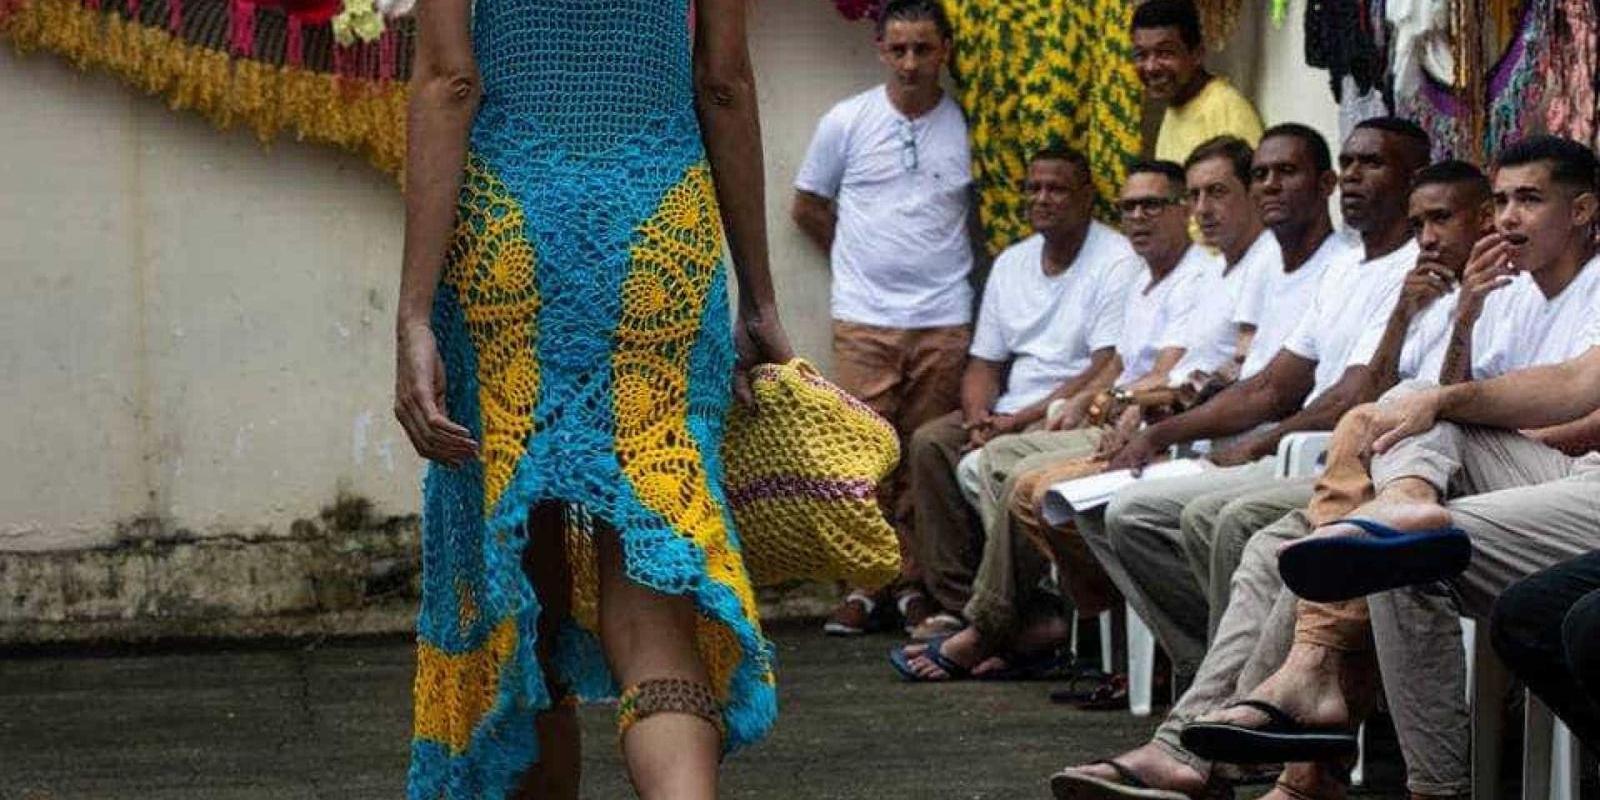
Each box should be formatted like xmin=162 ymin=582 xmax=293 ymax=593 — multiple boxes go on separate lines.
xmin=722 ymin=359 xmax=902 ymax=589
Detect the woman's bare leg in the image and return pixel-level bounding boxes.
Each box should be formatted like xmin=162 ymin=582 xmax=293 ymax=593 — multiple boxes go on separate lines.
xmin=512 ymin=502 xmax=582 ymax=800
xmin=597 ymin=525 xmax=720 ymax=800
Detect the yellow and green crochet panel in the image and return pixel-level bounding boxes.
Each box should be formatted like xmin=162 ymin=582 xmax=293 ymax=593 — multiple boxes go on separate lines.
xmin=942 ymin=0 xmax=1143 ymax=254
xmin=409 ymin=1 xmax=775 ymax=797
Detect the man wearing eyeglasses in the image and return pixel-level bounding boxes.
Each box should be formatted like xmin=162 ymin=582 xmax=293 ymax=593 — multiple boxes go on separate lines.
xmin=891 ymin=160 xmax=1213 ymax=681
xmin=792 ymin=0 xmax=980 ymax=638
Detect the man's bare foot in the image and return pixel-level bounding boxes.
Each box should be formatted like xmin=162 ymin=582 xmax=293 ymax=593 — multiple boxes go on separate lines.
xmin=1280 ymin=500 xmax=1453 ymax=558
xmin=902 ymin=615 xmax=1069 ymax=678
xmin=1196 ymin=642 xmax=1376 ymax=733
xmin=900 ymin=625 xmax=988 ymax=679
xmin=1258 ymin=762 xmax=1349 ymax=799
xmin=1057 ymin=742 xmax=1208 ymax=796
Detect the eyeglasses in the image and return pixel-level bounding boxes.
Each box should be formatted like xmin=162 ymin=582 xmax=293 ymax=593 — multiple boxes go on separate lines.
xmin=1115 ymin=196 xmax=1185 ymax=218
xmin=897 ymin=119 xmax=919 ymax=172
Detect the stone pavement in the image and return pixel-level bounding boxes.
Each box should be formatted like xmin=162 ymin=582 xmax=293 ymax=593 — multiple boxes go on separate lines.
xmin=1 ymin=621 xmax=1410 ymax=799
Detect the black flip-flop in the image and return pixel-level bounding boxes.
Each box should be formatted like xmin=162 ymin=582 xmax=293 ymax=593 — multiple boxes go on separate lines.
xmin=1279 ymin=517 xmax=1470 ymax=602
xmin=1049 ymin=759 xmax=1190 ymax=799
xmin=1048 ymin=666 xmax=1114 ymax=704
xmin=1179 ymin=699 xmax=1358 ymax=764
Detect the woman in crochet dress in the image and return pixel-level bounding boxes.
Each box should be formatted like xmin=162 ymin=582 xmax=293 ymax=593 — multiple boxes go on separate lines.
xmin=393 ymin=0 xmax=793 ymax=797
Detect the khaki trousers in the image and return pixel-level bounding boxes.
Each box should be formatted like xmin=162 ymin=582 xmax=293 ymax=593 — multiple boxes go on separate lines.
xmin=1363 ymin=384 xmax=1600 ymax=797
xmin=961 ymin=429 xmax=1103 ymax=640
xmin=833 ymin=320 xmax=970 ymax=591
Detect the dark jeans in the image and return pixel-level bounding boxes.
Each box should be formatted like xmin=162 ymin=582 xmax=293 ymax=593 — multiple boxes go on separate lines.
xmin=1490 ymin=550 xmax=1600 ymax=750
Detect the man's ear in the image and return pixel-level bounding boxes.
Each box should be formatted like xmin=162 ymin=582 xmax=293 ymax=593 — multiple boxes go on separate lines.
xmin=1571 ymin=191 xmax=1599 ymax=229
xmin=1318 ymin=169 xmax=1339 ymax=197
xmin=1477 ymin=197 xmax=1496 ymax=234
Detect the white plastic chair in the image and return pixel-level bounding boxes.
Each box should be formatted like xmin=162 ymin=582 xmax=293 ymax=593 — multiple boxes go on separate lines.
xmin=1461 ymin=618 xmax=1583 ymax=800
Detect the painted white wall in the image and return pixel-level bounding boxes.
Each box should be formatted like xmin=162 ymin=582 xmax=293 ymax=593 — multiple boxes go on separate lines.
xmin=1247 ymin=0 xmax=1342 ymax=150
xmin=0 ymin=0 xmax=1341 ymax=550
xmin=0 ymin=1 xmax=882 ymax=550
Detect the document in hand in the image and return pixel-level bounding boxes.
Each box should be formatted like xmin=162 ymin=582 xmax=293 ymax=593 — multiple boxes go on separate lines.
xmin=1041 ymin=459 xmax=1208 ymax=526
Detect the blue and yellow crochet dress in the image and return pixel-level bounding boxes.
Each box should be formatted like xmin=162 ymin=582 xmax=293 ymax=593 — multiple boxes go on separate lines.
xmin=408 ymin=1 xmax=776 ymax=796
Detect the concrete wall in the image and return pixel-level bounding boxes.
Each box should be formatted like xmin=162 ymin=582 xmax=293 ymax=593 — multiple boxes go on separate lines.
xmin=0 ymin=1 xmax=882 ymax=554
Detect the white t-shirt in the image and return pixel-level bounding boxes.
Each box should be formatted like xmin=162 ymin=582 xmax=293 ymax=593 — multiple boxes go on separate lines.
xmin=1582 ymin=290 xmax=1600 ymax=351
xmin=1390 ymin=288 xmax=1461 ymax=381
xmin=1169 ymin=230 xmax=1280 ymax=379
xmin=1389 ymin=257 xmax=1600 ymax=382
xmin=970 ymin=223 xmax=1142 ymax=414
xmin=1286 ymin=239 xmax=1421 ymax=403
xmin=1114 ymin=246 xmax=1214 ymax=385
xmin=1237 ymin=233 xmax=1356 ymax=380
xmin=795 ymin=86 xmax=976 ymax=329
xmin=1478 ymin=254 xmax=1600 ymax=373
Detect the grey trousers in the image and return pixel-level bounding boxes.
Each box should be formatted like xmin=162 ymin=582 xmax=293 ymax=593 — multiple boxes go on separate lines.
xmin=1364 ymin=390 xmax=1600 ymax=796
xmin=1152 ymin=509 xmax=1310 ymax=773
xmin=1179 ymin=477 xmax=1317 ymax=638
xmin=963 ymin=429 xmax=1102 ymax=639
xmin=1076 ymin=459 xmax=1278 ymax=676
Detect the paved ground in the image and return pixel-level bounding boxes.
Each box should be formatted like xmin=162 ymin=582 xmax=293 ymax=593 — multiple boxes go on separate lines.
xmin=2 ymin=622 xmax=1412 ymax=799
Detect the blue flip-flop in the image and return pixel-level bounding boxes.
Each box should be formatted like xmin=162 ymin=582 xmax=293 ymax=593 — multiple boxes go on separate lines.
xmin=1279 ymin=517 xmax=1471 ymax=602
xmin=889 ymin=634 xmax=972 ymax=682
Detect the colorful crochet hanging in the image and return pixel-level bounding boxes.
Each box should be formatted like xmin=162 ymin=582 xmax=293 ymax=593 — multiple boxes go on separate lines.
xmin=942 ymin=0 xmax=1142 ymax=254
xmin=1394 ymin=0 xmax=1548 ymax=162
xmin=0 ymin=0 xmax=411 ymax=174
xmin=1542 ymin=0 xmax=1599 ymax=148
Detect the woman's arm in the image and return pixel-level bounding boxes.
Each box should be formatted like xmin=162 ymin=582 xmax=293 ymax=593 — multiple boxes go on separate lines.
xmin=393 ymin=0 xmax=480 ymax=465
xmin=694 ymin=0 xmax=794 ymax=393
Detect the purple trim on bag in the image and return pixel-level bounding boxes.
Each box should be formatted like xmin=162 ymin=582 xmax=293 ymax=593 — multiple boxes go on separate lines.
xmin=726 ymin=475 xmax=879 ymax=507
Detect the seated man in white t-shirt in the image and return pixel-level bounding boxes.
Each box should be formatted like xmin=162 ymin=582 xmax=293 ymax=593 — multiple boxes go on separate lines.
xmin=791 ymin=0 xmax=979 ymax=636
xmin=1050 ymin=157 xmax=1497 ymax=799
xmin=1071 ymin=120 xmax=1428 ymax=687
xmin=893 ymin=160 xmax=1206 ymax=679
xmin=1167 ymin=135 xmax=1279 ymax=390
xmin=1165 ymin=136 xmax=1600 ymax=800
xmin=900 ymin=147 xmax=1140 ymax=642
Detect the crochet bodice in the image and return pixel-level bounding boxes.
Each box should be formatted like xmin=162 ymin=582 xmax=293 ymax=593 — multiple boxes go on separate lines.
xmin=470 ymin=0 xmax=697 ymax=158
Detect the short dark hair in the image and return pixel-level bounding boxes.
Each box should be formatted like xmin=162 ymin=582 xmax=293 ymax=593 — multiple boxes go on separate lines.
xmin=1029 ymin=145 xmax=1092 ymax=182
xmin=1127 ymin=159 xmax=1188 ymax=195
xmin=1260 ymin=123 xmax=1333 ymax=174
xmin=1412 ymin=159 xmax=1490 ymax=201
xmin=1353 ymin=116 xmax=1432 ymax=171
xmin=1132 ymin=0 xmax=1203 ymax=49
xmin=1495 ymin=135 xmax=1600 ymax=195
xmin=1185 ymin=135 xmax=1254 ymax=186
xmin=876 ymin=0 xmax=953 ymax=40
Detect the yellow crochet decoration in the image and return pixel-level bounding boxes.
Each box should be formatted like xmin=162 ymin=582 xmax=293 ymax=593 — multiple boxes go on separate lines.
xmin=722 ymin=360 xmax=902 ymax=590
xmin=943 ymin=0 xmax=1143 ymax=254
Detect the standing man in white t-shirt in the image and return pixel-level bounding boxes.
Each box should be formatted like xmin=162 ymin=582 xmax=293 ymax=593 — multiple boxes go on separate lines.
xmin=793 ymin=0 xmax=979 ymax=636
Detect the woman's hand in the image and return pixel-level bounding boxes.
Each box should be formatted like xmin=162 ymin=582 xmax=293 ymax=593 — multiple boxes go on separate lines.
xmin=395 ymin=324 xmax=479 ymax=466
xmin=733 ymin=306 xmax=795 ymax=405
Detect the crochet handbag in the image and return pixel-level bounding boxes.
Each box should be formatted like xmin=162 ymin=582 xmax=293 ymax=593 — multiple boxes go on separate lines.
xmin=722 ymin=359 xmax=902 ymax=589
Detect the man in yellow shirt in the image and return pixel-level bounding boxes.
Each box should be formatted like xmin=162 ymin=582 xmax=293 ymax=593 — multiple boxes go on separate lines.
xmin=1134 ymin=0 xmax=1265 ymax=164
